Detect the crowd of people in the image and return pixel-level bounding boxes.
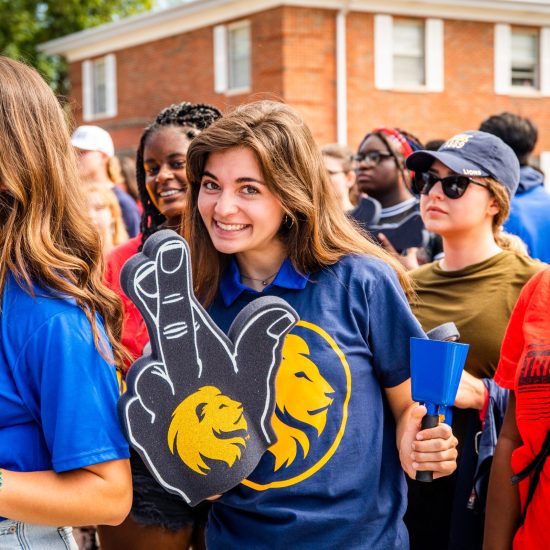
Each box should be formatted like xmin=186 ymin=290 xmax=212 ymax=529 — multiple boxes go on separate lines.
xmin=1 ymin=54 xmax=550 ymax=549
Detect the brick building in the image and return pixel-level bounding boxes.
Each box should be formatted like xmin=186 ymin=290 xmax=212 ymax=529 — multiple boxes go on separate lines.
xmin=40 ymin=0 xmax=550 ymax=176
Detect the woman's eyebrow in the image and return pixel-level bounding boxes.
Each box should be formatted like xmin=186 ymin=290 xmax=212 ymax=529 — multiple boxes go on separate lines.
xmin=201 ymin=171 xmax=265 ymax=185
xmin=202 ymin=170 xmax=218 ymax=180
xmin=236 ymin=177 xmax=265 ymax=185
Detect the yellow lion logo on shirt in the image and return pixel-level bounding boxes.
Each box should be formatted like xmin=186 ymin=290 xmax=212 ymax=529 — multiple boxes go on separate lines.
xmin=168 ymin=386 xmax=248 ymax=475
xmin=268 ymin=334 xmax=335 ymax=471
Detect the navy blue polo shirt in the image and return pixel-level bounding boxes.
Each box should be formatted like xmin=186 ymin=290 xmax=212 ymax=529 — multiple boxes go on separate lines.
xmin=206 ymin=254 xmax=425 ymax=549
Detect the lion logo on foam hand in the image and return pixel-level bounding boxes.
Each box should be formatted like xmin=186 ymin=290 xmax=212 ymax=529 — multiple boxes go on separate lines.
xmin=268 ymin=334 xmax=335 ymax=471
xmin=167 ymin=386 xmax=249 ymax=475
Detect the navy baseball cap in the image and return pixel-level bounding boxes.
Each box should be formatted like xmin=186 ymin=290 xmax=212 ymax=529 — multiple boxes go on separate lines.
xmin=406 ymin=130 xmax=520 ymax=197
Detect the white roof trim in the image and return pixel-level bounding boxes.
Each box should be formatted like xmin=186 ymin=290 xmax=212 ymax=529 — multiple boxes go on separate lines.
xmin=39 ymin=0 xmax=550 ymax=61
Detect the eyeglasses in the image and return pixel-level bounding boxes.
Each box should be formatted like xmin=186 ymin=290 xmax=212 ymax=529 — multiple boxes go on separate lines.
xmin=352 ymin=151 xmax=393 ymax=165
xmin=412 ymin=172 xmax=489 ymax=199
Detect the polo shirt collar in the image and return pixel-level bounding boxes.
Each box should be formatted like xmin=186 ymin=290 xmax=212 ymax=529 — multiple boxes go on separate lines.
xmin=219 ymin=257 xmax=309 ymax=306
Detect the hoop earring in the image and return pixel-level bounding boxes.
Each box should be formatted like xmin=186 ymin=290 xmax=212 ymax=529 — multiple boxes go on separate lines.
xmin=283 ymin=214 xmax=294 ymax=228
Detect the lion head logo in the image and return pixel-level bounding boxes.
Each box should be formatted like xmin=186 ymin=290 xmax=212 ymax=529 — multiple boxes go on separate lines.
xmin=167 ymin=386 xmax=248 ymax=475
xmin=268 ymin=334 xmax=335 ymax=471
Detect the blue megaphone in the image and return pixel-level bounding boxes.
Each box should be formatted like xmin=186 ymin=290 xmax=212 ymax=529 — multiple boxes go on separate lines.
xmin=410 ymin=323 xmax=469 ymax=482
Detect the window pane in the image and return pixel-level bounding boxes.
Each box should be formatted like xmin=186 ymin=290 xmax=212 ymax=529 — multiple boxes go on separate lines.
xmin=394 ymin=20 xmax=424 ymax=55
xmin=394 ymin=56 xmax=425 ymax=87
xmin=511 ymin=29 xmax=538 ymax=88
xmin=93 ymin=59 xmax=107 ymax=114
xmin=228 ymin=25 xmax=251 ymax=90
xmin=393 ymin=20 xmax=425 ymax=86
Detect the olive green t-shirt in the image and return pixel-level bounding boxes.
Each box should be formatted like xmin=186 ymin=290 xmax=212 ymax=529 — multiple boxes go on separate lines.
xmin=410 ymin=251 xmax=544 ymax=380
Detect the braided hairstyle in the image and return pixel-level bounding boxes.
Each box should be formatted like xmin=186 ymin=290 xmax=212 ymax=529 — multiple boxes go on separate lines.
xmin=136 ymin=102 xmax=222 ymax=247
xmin=358 ymin=127 xmax=423 ymax=191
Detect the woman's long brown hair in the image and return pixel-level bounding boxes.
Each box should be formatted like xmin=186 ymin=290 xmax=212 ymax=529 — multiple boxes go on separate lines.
xmin=0 ymin=56 xmax=127 ymax=369
xmin=184 ymin=100 xmax=412 ymax=306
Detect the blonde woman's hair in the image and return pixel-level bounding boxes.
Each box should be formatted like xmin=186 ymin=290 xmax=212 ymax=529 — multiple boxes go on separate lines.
xmin=107 ymin=155 xmax=123 ymax=185
xmin=184 ymin=100 xmax=412 ymax=305
xmin=0 ymin=56 xmax=128 ymax=369
xmin=486 ymin=178 xmax=529 ymax=255
xmin=86 ymin=184 xmax=129 ymax=248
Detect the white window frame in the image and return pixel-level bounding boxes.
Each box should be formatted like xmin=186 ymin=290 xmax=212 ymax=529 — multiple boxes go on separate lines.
xmin=374 ymin=15 xmax=444 ymax=93
xmin=213 ymin=20 xmax=251 ymax=95
xmin=494 ymin=24 xmax=550 ymax=97
xmin=82 ymin=54 xmax=117 ymax=121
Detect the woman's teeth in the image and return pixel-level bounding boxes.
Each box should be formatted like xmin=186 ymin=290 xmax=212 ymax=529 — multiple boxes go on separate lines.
xmin=159 ymin=189 xmax=183 ymax=198
xmin=216 ymin=221 xmax=247 ymax=231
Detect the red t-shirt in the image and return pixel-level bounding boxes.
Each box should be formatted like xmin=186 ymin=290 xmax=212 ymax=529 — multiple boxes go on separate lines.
xmin=105 ymin=234 xmax=149 ymax=369
xmin=495 ymin=268 xmax=550 ymax=550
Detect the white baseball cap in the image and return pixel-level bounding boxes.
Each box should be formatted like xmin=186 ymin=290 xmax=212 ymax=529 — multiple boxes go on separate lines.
xmin=70 ymin=125 xmax=115 ymax=157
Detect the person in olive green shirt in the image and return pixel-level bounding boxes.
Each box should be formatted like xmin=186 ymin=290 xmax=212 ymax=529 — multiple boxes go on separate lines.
xmin=403 ymin=131 xmax=544 ymax=550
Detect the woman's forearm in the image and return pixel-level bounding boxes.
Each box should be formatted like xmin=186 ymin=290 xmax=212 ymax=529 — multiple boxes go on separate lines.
xmin=0 ymin=459 xmax=132 ymax=526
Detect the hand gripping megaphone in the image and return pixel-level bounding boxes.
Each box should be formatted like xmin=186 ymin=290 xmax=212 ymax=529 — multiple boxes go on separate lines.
xmin=410 ymin=322 xmax=469 ymax=483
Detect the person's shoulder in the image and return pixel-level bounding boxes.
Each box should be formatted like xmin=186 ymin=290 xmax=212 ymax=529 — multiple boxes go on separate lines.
xmin=525 ymin=267 xmax=550 ymax=291
xmin=410 ymin=261 xmax=436 ymax=280
xmin=2 ymin=274 xmax=86 ymax=335
xmin=332 ymin=253 xmax=396 ymax=276
xmin=502 ymin=250 xmax=546 ymax=276
xmin=324 ymin=254 xmax=399 ymax=290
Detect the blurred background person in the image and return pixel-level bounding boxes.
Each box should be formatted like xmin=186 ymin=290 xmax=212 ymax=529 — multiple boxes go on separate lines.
xmin=352 ymin=127 xmax=442 ymax=268
xmin=480 ymin=112 xmax=550 ymax=263
xmin=71 ymin=125 xmax=141 ymax=238
xmin=320 ymin=143 xmax=358 ymax=212
xmin=424 ymin=139 xmax=446 ymax=151
xmin=86 ymin=183 xmax=129 ymax=257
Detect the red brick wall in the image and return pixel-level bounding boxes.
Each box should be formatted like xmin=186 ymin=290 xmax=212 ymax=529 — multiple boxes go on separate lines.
xmin=70 ymin=8 xmax=286 ymax=154
xmin=281 ymin=7 xmax=337 ymax=146
xmin=346 ymin=13 xmax=550 ymax=154
xmin=68 ymin=6 xmax=550 ymax=156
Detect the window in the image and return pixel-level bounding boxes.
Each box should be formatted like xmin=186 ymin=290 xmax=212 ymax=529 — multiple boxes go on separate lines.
xmin=82 ymin=54 xmax=117 ymax=121
xmin=374 ymin=15 xmax=443 ymax=92
xmin=393 ymin=20 xmax=425 ymax=87
xmin=494 ymin=25 xmax=550 ymax=95
xmin=213 ymin=21 xmax=251 ymax=94
xmin=511 ymin=29 xmax=539 ymax=88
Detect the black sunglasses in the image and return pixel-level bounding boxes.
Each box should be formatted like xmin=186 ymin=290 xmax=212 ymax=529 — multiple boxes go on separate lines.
xmin=352 ymin=151 xmax=393 ymax=165
xmin=412 ymin=172 xmax=489 ymax=199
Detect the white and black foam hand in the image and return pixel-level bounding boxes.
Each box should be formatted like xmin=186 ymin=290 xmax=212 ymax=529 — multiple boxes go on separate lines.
xmin=118 ymin=230 xmax=298 ymax=506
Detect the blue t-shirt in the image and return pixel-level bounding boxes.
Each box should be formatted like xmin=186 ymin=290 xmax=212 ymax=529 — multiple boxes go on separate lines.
xmin=206 ymin=255 xmax=425 ymax=549
xmin=0 ymin=274 xmax=129 ymax=478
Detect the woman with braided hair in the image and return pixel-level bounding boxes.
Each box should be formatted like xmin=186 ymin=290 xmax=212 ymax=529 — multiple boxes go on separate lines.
xmin=105 ymin=102 xmax=222 ymax=363
xmin=101 ymin=101 xmax=221 ymax=550
xmin=352 ymin=127 xmax=442 ymax=269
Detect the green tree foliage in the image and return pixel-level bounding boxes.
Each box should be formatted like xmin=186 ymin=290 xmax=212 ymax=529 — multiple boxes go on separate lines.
xmin=0 ymin=0 xmax=153 ymax=94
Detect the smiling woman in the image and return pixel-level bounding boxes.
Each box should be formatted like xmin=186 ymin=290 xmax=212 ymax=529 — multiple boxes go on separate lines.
xmin=179 ymin=100 xmax=459 ymax=549
xmin=101 ymin=101 xmax=221 ymax=550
